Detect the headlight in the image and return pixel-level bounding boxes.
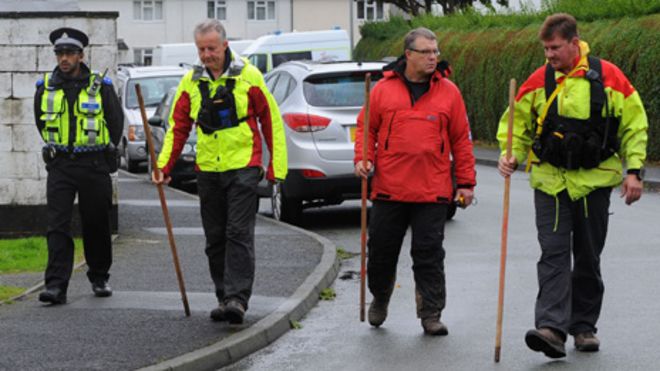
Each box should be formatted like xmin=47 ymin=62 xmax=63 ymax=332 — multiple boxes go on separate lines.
xmin=128 ymin=124 xmax=145 ymax=141
xmin=183 ymin=143 xmax=193 ymax=154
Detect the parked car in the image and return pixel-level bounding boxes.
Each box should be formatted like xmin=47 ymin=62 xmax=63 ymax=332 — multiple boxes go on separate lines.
xmin=256 ymin=60 xmax=385 ymax=224
xmin=115 ymin=65 xmax=185 ymax=172
xmin=147 ymin=87 xmax=197 ymax=186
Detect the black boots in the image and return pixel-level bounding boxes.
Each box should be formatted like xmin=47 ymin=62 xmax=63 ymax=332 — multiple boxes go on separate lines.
xmin=38 ymin=287 xmax=67 ymax=305
xmin=91 ymin=281 xmax=113 ymax=297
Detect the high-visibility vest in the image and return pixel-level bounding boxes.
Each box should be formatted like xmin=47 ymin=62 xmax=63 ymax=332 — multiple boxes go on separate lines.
xmin=40 ymin=72 xmax=110 ymax=147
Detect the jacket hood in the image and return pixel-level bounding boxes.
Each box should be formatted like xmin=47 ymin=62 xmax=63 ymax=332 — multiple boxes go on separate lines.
xmin=383 ymin=55 xmax=452 ymax=79
xmin=193 ymin=48 xmax=246 ymax=81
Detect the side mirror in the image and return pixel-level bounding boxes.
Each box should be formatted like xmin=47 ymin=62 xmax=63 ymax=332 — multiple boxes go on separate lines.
xmin=148 ymin=115 xmax=163 ymax=127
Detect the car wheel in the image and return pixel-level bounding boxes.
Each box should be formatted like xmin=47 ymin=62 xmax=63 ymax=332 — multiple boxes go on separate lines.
xmin=127 ymin=159 xmax=141 ymax=173
xmin=271 ymin=183 xmax=302 ymax=224
xmin=446 ymin=202 xmax=457 ymax=221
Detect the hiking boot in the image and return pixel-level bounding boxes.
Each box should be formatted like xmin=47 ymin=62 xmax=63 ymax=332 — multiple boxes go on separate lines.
xmin=525 ymin=327 xmax=566 ymax=358
xmin=368 ymin=297 xmax=389 ymax=327
xmin=224 ymin=299 xmax=246 ymax=324
xmin=38 ymin=287 xmax=67 ymax=305
xmin=91 ymin=281 xmax=112 ymax=297
xmin=574 ymin=332 xmax=600 ymax=352
xmin=421 ymin=316 xmax=449 ymax=336
xmin=210 ymin=303 xmax=227 ymax=322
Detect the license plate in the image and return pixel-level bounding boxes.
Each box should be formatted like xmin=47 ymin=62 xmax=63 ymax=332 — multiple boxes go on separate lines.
xmin=349 ymin=126 xmax=357 ymax=142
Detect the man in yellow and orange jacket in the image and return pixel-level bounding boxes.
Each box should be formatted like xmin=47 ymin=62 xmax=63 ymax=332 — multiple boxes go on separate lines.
xmin=154 ymin=20 xmax=287 ymax=324
xmin=497 ymin=13 xmax=647 ymax=358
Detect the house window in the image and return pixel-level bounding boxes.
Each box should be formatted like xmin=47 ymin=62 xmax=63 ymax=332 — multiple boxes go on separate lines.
xmin=134 ymin=48 xmax=153 ymax=66
xmin=248 ymin=1 xmax=275 ymax=20
xmin=133 ymin=0 xmax=163 ymax=21
xmin=207 ymin=0 xmax=227 ymax=20
xmin=357 ymin=0 xmax=384 ymax=20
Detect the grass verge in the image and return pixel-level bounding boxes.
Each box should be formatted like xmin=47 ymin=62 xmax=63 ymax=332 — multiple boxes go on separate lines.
xmin=0 ymin=237 xmax=83 ymax=274
xmin=0 ymin=285 xmax=25 ymax=302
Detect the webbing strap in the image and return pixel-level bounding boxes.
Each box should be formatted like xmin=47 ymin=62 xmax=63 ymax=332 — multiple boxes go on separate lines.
xmin=545 ymin=56 xmax=604 ymax=121
xmin=525 ymin=56 xmax=588 ymax=173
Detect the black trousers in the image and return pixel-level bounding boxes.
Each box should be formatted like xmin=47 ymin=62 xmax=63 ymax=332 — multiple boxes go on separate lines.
xmin=45 ymin=155 xmax=113 ymax=291
xmin=367 ymin=200 xmax=448 ymax=319
xmin=534 ymin=188 xmax=611 ymax=338
xmin=197 ymin=167 xmax=260 ymax=308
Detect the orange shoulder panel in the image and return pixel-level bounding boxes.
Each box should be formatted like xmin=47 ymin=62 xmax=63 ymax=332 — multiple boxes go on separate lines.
xmin=515 ymin=65 xmax=546 ymax=102
xmin=600 ymin=59 xmax=635 ymax=98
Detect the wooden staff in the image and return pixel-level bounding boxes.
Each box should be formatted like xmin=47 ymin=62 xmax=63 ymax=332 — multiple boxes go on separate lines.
xmin=135 ymin=83 xmax=191 ymax=317
xmin=495 ymin=78 xmax=516 ymax=361
xmin=360 ymin=73 xmax=371 ymax=322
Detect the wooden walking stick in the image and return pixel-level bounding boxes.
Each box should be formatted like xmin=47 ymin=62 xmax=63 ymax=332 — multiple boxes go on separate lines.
xmin=360 ymin=73 xmax=371 ymax=322
xmin=494 ymin=78 xmax=516 ymax=362
xmin=135 ymin=84 xmax=191 ymax=317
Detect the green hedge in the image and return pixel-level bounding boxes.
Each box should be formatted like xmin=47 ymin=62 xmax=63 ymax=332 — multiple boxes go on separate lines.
xmin=355 ymin=13 xmax=660 ymax=161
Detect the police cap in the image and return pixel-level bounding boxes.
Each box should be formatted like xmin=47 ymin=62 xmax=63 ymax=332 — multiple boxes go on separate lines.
xmin=49 ymin=27 xmax=89 ymax=52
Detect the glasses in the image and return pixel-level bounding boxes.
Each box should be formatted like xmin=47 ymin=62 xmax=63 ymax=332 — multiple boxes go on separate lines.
xmin=408 ymin=48 xmax=440 ymax=57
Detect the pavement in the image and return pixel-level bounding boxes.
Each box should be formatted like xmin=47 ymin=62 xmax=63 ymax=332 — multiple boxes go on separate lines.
xmin=0 ymin=172 xmax=339 ymax=371
xmin=0 ymin=146 xmax=658 ymax=371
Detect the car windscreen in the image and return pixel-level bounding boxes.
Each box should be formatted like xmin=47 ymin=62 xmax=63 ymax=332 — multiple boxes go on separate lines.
xmin=303 ymin=70 xmax=383 ymax=107
xmin=126 ymin=76 xmax=182 ymax=109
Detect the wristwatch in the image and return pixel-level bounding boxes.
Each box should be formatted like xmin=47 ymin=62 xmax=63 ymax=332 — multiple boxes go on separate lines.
xmin=627 ymin=168 xmax=645 ymax=181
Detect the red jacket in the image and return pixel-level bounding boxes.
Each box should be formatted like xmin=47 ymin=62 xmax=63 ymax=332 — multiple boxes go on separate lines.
xmin=354 ymin=59 xmax=476 ymax=203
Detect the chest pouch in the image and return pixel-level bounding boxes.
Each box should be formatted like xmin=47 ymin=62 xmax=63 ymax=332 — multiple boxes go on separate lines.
xmin=197 ymin=79 xmax=246 ymax=134
xmin=531 ymin=56 xmax=620 ymax=170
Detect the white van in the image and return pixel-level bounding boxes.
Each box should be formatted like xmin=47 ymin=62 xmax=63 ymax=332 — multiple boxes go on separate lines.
xmin=241 ymin=29 xmax=351 ymax=73
xmin=153 ymin=40 xmax=254 ymax=66
xmin=152 ymin=43 xmax=197 ymax=67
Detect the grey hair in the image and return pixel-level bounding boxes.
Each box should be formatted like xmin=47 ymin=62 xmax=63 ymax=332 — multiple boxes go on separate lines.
xmin=193 ymin=19 xmax=227 ymax=41
xmin=403 ymin=27 xmax=437 ymax=52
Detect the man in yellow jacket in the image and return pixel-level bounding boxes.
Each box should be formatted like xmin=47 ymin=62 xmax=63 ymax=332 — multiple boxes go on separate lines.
xmin=497 ymin=13 xmax=647 ymax=358
xmin=153 ymin=19 xmax=287 ymax=324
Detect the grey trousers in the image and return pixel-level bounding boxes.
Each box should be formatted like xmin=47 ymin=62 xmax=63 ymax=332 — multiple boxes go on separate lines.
xmin=197 ymin=167 xmax=261 ymax=308
xmin=534 ymin=188 xmax=611 ymax=338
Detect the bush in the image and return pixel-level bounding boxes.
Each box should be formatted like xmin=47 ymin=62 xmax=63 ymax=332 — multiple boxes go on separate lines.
xmin=355 ymin=13 xmax=660 ymax=160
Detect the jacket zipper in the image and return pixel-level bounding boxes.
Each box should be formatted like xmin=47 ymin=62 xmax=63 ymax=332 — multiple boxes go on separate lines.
xmin=384 ymin=112 xmax=396 ymax=150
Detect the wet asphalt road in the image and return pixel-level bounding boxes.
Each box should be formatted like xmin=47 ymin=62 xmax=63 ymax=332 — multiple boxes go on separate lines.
xmin=225 ymin=164 xmax=660 ymax=371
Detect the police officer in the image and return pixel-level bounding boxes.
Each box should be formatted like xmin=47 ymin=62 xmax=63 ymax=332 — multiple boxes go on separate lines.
xmin=34 ymin=27 xmax=123 ymax=305
xmin=152 ymin=20 xmax=287 ymax=324
xmin=497 ymin=14 xmax=648 ymax=357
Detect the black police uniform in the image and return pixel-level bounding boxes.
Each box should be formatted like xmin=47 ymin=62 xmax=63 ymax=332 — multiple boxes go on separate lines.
xmin=34 ymin=28 xmax=123 ymax=304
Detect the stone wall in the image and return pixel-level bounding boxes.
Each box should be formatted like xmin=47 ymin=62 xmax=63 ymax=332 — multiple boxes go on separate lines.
xmin=0 ymin=11 xmax=119 ymax=237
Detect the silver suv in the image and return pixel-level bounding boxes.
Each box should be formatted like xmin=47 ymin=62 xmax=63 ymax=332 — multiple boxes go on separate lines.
xmin=115 ymin=66 xmax=185 ymax=172
xmin=257 ymin=60 xmax=386 ymax=224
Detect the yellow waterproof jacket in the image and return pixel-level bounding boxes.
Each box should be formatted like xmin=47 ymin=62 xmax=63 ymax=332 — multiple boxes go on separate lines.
xmin=158 ymin=52 xmax=287 ymax=181
xmin=497 ymin=42 xmax=648 ymax=200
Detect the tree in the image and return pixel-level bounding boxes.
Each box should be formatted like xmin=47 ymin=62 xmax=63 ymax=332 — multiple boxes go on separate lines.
xmin=379 ymin=0 xmax=509 ymax=16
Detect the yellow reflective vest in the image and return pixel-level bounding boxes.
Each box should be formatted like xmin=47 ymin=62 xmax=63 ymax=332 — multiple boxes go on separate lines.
xmin=40 ymin=72 xmax=110 ymax=146
xmin=158 ymin=52 xmax=287 ymax=181
xmin=497 ymin=43 xmax=648 ymax=200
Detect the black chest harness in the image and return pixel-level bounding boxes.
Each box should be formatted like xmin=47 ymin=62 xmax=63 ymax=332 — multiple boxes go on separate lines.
xmin=531 ymin=56 xmax=620 ymax=170
xmin=196 ymin=78 xmax=248 ymax=134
